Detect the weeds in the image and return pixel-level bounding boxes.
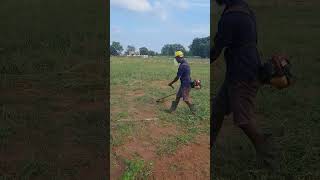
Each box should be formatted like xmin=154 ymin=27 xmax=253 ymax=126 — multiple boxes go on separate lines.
xmin=121 ymin=158 xmax=153 ymax=180
xmin=156 ymin=133 xmax=196 ymax=156
xmin=111 ymin=56 xmax=210 ymax=177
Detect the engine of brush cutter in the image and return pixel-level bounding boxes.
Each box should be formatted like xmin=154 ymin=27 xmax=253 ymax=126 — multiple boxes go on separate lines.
xmin=259 ymin=54 xmax=295 ymax=89
xmin=191 ymin=79 xmax=201 ymax=89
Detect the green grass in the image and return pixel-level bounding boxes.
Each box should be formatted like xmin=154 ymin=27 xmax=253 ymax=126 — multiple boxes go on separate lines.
xmin=156 ymin=133 xmax=197 ymax=156
xmin=111 ymin=57 xmax=209 ymax=123
xmin=121 ymin=158 xmax=153 ymax=180
xmin=111 ymin=56 xmax=210 ymax=177
xmin=0 ymin=0 xmax=107 ymax=178
xmin=110 ymin=55 xmax=209 ymax=125
xmin=212 ymin=1 xmax=320 ymax=179
xmin=111 ymin=122 xmax=135 ymax=147
xmin=18 ymin=161 xmax=49 ymax=179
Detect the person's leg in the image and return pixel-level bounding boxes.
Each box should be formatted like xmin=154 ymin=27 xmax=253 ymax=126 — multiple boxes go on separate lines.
xmin=174 ymin=95 xmax=181 ymax=105
xmin=238 ymin=123 xmax=265 ymax=152
xmin=182 ymin=87 xmax=196 ymax=114
xmin=211 ymin=81 xmax=231 ymax=174
xmin=184 ymin=100 xmax=196 ymax=114
xmin=230 ymin=81 xmax=279 ymax=170
xmin=211 ymin=81 xmax=230 ymax=144
xmin=238 ymin=123 xmax=279 ymax=170
xmin=230 ymin=81 xmax=265 ymax=147
xmin=169 ymin=86 xmax=182 ymax=113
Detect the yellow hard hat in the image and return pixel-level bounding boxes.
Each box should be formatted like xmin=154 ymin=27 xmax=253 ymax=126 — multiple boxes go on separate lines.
xmin=175 ymin=51 xmax=184 ymax=57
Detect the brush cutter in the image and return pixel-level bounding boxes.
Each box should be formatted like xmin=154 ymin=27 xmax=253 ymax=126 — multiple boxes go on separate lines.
xmin=156 ymin=84 xmax=175 ymax=102
xmin=156 ymin=79 xmax=202 ymax=103
xmin=191 ymin=79 xmax=202 ymax=89
xmin=156 ymin=92 xmax=176 ymax=103
xmin=259 ymin=54 xmax=295 ymax=89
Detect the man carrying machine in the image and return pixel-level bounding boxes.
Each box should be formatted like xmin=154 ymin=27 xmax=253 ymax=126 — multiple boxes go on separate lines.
xmin=168 ymin=50 xmax=197 ymax=115
xmin=211 ymin=0 xmax=281 ymax=170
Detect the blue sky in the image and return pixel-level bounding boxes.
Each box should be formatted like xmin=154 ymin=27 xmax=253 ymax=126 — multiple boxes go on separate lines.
xmin=110 ymin=0 xmax=210 ymax=53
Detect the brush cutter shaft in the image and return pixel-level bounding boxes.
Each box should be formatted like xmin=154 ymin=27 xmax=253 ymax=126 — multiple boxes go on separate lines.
xmin=156 ymin=92 xmax=176 ymax=101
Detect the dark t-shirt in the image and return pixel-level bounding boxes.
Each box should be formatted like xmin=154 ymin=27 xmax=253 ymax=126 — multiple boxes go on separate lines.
xmin=177 ymin=59 xmax=191 ymax=87
xmin=211 ymin=0 xmax=261 ymax=82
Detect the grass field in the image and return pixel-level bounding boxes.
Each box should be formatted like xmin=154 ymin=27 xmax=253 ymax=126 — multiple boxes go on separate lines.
xmin=0 ymin=0 xmax=107 ymax=179
xmin=110 ymin=56 xmax=210 ymax=179
xmin=212 ymin=1 xmax=320 ymax=179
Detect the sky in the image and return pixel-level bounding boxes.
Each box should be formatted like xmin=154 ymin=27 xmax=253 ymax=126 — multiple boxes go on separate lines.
xmin=110 ymin=0 xmax=210 ymax=53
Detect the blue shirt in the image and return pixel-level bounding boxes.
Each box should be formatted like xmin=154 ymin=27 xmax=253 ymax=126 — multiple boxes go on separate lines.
xmin=177 ymin=59 xmax=191 ymax=87
xmin=211 ymin=0 xmax=261 ymax=82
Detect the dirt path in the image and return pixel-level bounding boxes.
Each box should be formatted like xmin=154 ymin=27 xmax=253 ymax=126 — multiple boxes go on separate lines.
xmin=152 ymin=135 xmax=210 ymax=179
xmin=112 ymin=124 xmax=209 ymax=180
xmin=111 ymin=86 xmax=210 ymax=179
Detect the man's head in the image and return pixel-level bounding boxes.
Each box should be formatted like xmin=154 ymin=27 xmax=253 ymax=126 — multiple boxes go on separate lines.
xmin=175 ymin=51 xmax=184 ymax=63
xmin=215 ymin=0 xmax=226 ymax=5
xmin=215 ymin=0 xmax=240 ymax=6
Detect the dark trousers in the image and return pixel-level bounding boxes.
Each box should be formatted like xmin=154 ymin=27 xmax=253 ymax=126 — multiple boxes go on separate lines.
xmin=211 ymin=80 xmax=260 ymax=142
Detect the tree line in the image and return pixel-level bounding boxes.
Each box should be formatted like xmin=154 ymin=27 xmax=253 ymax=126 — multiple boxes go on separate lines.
xmin=110 ymin=36 xmax=209 ymax=58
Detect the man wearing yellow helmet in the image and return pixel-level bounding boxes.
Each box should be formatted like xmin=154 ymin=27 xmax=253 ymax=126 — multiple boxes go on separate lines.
xmin=211 ymin=0 xmax=279 ymax=171
xmin=168 ymin=50 xmax=196 ymax=114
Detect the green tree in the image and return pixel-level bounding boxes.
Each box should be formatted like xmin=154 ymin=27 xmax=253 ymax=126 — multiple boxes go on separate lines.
xmin=185 ymin=50 xmax=193 ymax=56
xmin=189 ymin=36 xmax=210 ymax=58
xmin=148 ymin=50 xmax=155 ymax=56
xmin=139 ymin=47 xmax=149 ymax=55
xmin=125 ymin=45 xmax=136 ymax=55
xmin=110 ymin=41 xmax=123 ymax=56
xmin=161 ymin=44 xmax=186 ymax=56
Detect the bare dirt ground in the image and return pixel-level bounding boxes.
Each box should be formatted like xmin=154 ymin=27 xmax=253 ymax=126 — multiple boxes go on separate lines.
xmin=152 ymin=135 xmax=210 ymax=180
xmin=111 ymin=82 xmax=210 ymax=179
xmin=112 ymin=126 xmax=210 ymax=180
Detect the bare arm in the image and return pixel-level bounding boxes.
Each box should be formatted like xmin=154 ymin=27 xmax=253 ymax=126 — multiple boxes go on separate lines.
xmin=168 ymin=76 xmax=179 ymax=86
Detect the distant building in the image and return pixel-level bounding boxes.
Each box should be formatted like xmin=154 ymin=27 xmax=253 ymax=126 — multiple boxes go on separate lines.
xmin=127 ymin=51 xmax=140 ymax=56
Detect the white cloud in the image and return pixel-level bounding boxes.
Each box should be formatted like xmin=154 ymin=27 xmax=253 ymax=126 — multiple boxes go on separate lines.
xmin=151 ymin=0 xmax=195 ymax=21
xmin=111 ymin=0 xmax=152 ymax=12
xmin=111 ymin=0 xmax=209 ymax=21
xmin=172 ymin=0 xmax=190 ymax=10
xmin=153 ymin=1 xmax=168 ymax=21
